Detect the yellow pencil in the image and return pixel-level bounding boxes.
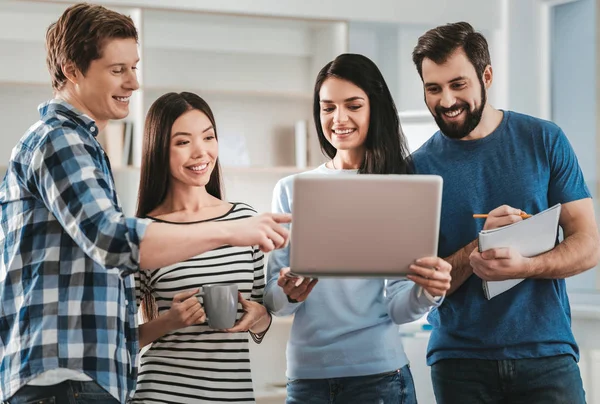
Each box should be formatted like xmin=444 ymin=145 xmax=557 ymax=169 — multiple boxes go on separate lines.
xmin=473 ymin=213 xmax=532 ymax=219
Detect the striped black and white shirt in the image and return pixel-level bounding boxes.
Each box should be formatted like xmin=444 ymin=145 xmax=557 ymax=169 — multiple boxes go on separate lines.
xmin=132 ymin=203 xmax=266 ymax=403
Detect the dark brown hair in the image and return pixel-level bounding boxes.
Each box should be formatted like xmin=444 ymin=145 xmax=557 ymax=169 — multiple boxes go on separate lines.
xmin=136 ymin=92 xmax=223 ymax=322
xmin=412 ymin=22 xmax=491 ymax=81
xmin=313 ymin=53 xmax=413 ymax=174
xmin=46 ymin=3 xmax=138 ymax=91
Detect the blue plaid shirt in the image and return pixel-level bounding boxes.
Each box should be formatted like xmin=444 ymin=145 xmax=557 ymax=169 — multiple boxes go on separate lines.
xmin=0 ymin=99 xmax=151 ymax=403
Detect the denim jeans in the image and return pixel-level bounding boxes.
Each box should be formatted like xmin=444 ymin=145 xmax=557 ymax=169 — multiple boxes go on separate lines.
xmin=431 ymin=354 xmax=586 ymax=404
xmin=5 ymin=381 xmax=118 ymax=404
xmin=286 ymin=365 xmax=417 ymax=404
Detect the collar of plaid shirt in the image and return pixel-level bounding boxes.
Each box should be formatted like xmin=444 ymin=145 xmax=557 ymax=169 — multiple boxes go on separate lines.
xmin=0 ymin=99 xmax=151 ymax=403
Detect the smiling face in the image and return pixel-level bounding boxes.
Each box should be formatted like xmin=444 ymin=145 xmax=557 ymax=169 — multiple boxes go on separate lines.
xmin=318 ymin=77 xmax=371 ymax=154
xmin=168 ymin=109 xmax=218 ymax=189
xmin=421 ymin=48 xmax=490 ymax=140
xmin=65 ymin=37 xmax=140 ymax=127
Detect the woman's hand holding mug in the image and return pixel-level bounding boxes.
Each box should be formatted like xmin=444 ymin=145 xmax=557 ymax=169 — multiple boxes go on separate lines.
xmin=226 ymin=292 xmax=270 ymax=333
xmin=164 ymin=288 xmax=206 ymax=331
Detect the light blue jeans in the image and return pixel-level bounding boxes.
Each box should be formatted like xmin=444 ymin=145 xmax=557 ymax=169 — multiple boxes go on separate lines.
xmin=286 ymin=365 xmax=417 ymax=404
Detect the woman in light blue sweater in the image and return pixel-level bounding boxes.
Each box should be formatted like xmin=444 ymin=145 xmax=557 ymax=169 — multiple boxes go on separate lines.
xmin=264 ymin=54 xmax=452 ymax=404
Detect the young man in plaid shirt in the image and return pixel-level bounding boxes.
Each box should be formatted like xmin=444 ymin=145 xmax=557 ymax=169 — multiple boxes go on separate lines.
xmin=0 ymin=4 xmax=290 ymax=403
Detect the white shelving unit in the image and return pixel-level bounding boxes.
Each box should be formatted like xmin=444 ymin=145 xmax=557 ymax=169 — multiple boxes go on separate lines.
xmin=0 ymin=1 xmax=345 ymax=215
xmin=139 ymin=8 xmax=344 ymax=170
xmin=136 ymin=9 xmax=345 ymax=212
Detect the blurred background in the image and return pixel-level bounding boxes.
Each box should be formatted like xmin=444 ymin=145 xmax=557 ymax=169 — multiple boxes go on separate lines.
xmin=1 ymin=0 xmax=599 ymax=403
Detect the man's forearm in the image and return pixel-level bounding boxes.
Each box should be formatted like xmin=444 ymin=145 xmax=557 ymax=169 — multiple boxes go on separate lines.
xmin=529 ymin=232 xmax=600 ymax=279
xmin=140 ymin=221 xmax=229 ymax=270
xmin=445 ymin=239 xmax=478 ymax=296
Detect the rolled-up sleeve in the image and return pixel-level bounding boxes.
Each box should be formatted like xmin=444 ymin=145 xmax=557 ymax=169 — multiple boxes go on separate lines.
xmin=29 ymin=128 xmax=150 ymax=275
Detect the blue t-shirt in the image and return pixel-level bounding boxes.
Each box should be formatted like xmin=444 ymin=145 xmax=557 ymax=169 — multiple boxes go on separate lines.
xmin=412 ymin=110 xmax=591 ymax=365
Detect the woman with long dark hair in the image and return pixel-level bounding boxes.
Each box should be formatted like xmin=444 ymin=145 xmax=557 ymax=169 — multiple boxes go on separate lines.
xmin=264 ymin=54 xmax=453 ymax=403
xmin=132 ymin=92 xmax=271 ymax=403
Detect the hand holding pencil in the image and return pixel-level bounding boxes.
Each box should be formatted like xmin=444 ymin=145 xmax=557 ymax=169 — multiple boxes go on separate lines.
xmin=477 ymin=205 xmax=530 ymax=231
xmin=473 ymin=213 xmax=532 ymax=219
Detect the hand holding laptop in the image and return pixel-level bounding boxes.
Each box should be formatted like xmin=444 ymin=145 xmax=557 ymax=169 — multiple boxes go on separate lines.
xmin=407 ymin=256 xmax=452 ymax=298
xmin=278 ymin=267 xmax=318 ymax=303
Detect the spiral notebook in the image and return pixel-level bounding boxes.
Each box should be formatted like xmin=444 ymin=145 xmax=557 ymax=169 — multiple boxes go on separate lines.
xmin=478 ymin=203 xmax=562 ymax=300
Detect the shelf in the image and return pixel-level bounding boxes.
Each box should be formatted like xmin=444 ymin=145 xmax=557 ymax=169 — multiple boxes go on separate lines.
xmin=111 ymin=166 xmax=315 ymax=175
xmin=142 ymin=48 xmax=310 ymax=99
xmin=142 ymin=9 xmax=339 ymax=59
xmin=0 ymin=82 xmax=312 ymax=102
xmin=398 ymin=110 xmax=434 ymax=120
xmin=143 ymin=86 xmax=312 ymax=102
xmin=143 ymin=28 xmax=313 ymax=59
xmin=571 ymin=304 xmax=600 ymax=320
xmin=224 ymin=166 xmax=315 ymax=175
xmin=0 ymin=80 xmax=50 ymax=88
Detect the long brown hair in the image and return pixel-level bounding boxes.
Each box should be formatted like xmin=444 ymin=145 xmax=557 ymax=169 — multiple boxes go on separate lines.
xmin=313 ymin=54 xmax=413 ymax=174
xmin=137 ymin=91 xmax=223 ymax=322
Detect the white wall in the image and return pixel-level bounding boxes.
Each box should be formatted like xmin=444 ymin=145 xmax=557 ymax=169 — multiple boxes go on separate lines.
xmin=0 ymin=85 xmax=53 ymax=164
xmin=506 ymin=0 xmax=545 ymax=118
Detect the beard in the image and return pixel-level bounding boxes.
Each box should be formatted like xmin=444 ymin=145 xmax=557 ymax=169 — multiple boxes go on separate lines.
xmin=431 ymin=79 xmax=487 ymax=140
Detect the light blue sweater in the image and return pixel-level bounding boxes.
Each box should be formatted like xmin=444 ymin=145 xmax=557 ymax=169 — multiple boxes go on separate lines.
xmin=264 ymin=164 xmax=440 ymax=379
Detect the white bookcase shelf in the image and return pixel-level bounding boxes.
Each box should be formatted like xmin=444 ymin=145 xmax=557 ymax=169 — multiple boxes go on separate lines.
xmin=224 ymin=166 xmax=316 ymax=174
xmin=142 ymin=86 xmax=313 ymax=102
xmin=111 ymin=165 xmax=314 ymax=175
xmin=0 ymin=80 xmax=51 ymax=88
xmin=0 ymin=1 xmax=342 ymax=216
xmin=0 ymin=2 xmax=341 ymax=214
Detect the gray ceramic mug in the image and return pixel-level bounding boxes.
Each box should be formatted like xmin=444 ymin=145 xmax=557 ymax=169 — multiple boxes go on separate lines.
xmin=197 ymin=284 xmax=238 ymax=329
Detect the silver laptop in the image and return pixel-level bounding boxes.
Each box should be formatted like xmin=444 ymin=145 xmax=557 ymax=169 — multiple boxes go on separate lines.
xmin=290 ymin=174 xmax=443 ymax=277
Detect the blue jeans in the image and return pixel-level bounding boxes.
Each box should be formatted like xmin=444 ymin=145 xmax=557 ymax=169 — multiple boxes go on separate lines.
xmin=431 ymin=354 xmax=586 ymax=404
xmin=5 ymin=381 xmax=118 ymax=404
xmin=286 ymin=365 xmax=417 ymax=404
